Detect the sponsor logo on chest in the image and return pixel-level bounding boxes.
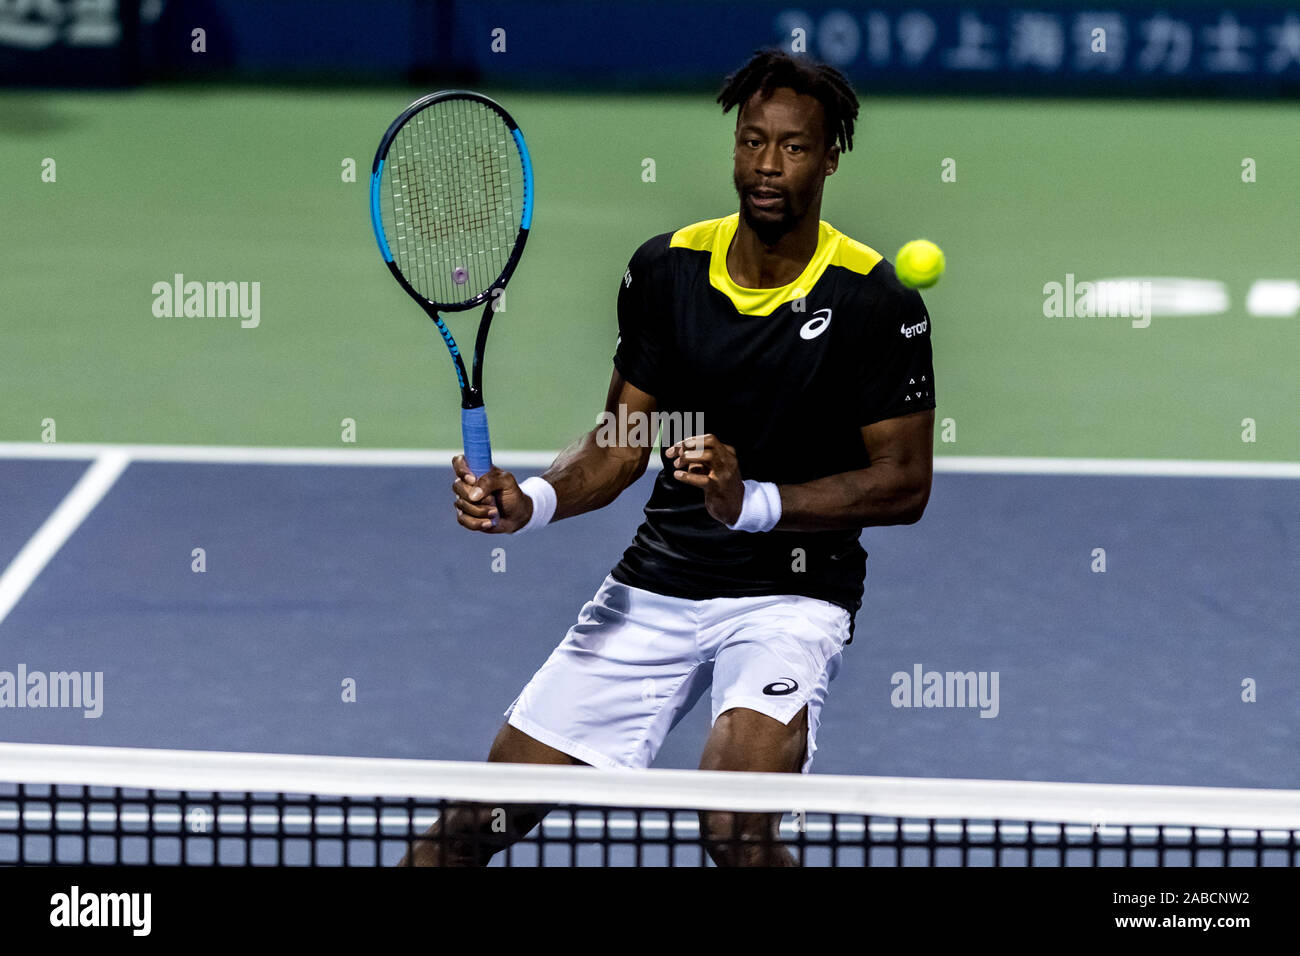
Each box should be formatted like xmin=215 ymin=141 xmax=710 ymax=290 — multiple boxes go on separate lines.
xmin=798 ymin=307 xmax=832 ymax=340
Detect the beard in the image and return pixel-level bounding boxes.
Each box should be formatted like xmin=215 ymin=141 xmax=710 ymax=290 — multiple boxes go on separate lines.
xmin=733 ymin=173 xmax=800 ymax=246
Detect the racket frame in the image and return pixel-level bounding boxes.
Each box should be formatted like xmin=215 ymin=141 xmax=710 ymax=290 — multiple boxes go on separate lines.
xmin=368 ymin=91 xmax=534 ymax=478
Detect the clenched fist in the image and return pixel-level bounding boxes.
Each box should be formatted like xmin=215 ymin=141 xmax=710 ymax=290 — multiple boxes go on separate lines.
xmin=451 ymin=454 xmax=533 ymax=533
xmin=665 ymin=434 xmax=745 ymax=526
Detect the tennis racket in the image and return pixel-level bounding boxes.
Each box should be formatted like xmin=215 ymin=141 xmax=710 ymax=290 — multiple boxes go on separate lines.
xmin=369 ymin=90 xmax=534 ymax=478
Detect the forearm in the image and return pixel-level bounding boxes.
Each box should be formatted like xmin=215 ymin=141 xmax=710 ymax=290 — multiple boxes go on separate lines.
xmin=774 ymin=464 xmax=929 ymax=532
xmin=542 ymin=430 xmax=646 ymax=522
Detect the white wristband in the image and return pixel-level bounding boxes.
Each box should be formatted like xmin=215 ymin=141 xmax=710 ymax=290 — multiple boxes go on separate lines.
xmin=726 ymin=480 xmax=782 ymax=533
xmin=515 ymin=476 xmax=557 ymax=534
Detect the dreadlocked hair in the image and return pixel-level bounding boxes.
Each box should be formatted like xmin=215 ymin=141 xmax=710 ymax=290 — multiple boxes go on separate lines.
xmin=716 ymin=48 xmax=859 ymax=154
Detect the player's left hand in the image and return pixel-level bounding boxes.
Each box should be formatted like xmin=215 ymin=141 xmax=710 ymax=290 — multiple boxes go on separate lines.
xmin=666 ymin=434 xmax=744 ymax=526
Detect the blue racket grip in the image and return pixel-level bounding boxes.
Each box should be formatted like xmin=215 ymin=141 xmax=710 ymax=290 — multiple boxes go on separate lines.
xmin=461 ymin=405 xmax=494 ymax=478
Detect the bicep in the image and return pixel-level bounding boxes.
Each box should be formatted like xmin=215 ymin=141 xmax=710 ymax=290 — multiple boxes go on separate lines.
xmin=603 ymin=367 xmax=657 ymax=472
xmin=604 ymin=367 xmax=656 ymax=418
xmin=860 ymin=409 xmax=934 ymax=493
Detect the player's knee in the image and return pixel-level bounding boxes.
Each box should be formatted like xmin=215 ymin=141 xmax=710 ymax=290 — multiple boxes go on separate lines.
xmin=404 ymin=803 xmax=544 ymax=867
xmin=401 ymin=805 xmax=493 ymax=866
xmin=699 ymin=810 xmax=781 ymax=867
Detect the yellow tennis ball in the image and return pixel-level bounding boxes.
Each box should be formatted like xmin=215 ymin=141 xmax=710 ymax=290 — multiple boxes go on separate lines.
xmin=895 ymin=239 xmax=945 ymax=289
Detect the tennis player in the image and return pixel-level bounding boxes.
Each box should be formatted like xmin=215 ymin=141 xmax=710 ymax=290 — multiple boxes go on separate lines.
xmin=408 ymin=49 xmax=936 ymax=867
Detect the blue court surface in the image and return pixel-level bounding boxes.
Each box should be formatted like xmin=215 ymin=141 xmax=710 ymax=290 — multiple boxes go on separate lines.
xmin=1 ymin=451 xmax=1296 ymax=796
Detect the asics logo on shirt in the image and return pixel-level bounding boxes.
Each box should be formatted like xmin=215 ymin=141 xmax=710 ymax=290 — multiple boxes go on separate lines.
xmin=763 ymin=678 xmax=799 ymax=696
xmin=799 ymin=308 xmax=832 ymax=340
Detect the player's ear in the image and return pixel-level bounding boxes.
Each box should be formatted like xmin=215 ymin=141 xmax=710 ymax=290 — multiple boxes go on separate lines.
xmin=825 ymin=145 xmax=839 ymax=177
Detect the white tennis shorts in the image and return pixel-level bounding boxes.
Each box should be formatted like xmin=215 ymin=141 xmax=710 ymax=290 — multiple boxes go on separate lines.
xmin=504 ymin=574 xmax=852 ymax=772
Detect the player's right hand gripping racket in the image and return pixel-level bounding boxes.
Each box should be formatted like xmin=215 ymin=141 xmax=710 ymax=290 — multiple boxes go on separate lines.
xmin=369 ymin=91 xmax=534 ymax=478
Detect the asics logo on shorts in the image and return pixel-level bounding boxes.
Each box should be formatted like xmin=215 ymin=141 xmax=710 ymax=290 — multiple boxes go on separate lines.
xmin=763 ymin=678 xmax=799 ymax=696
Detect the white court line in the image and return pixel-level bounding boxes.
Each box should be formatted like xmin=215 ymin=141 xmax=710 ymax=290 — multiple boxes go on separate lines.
xmin=0 ymin=441 xmax=1296 ymax=478
xmin=0 ymin=441 xmax=554 ymax=469
xmin=0 ymin=451 xmax=130 ymax=628
xmin=933 ymin=455 xmax=1300 ymax=479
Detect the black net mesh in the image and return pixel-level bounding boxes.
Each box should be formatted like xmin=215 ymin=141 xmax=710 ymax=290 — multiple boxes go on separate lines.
xmin=4 ymin=782 xmax=1297 ymax=867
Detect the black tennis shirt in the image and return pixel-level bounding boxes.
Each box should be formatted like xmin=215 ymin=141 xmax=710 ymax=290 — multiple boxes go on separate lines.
xmin=609 ymin=214 xmax=936 ymax=627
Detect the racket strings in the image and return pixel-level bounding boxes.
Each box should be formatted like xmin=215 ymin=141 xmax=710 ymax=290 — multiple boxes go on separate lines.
xmin=381 ymin=98 xmax=523 ymax=308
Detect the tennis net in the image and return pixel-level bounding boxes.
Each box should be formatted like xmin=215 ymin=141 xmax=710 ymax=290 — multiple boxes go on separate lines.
xmin=2 ymin=742 xmax=1297 ymax=867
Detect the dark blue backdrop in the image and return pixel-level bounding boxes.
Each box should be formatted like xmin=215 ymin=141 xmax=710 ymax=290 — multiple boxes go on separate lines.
xmin=5 ymin=1 xmax=1299 ymax=94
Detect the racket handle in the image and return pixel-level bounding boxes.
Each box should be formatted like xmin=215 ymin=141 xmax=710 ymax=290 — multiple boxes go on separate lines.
xmin=461 ymin=405 xmax=494 ymax=478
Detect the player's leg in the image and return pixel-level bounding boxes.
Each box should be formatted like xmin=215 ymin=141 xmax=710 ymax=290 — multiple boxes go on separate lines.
xmin=697 ymin=704 xmax=809 ymax=867
xmin=399 ymin=723 xmax=580 ymax=867
xmin=401 ymin=574 xmax=708 ymax=867
xmin=696 ymin=593 xmax=852 ymax=867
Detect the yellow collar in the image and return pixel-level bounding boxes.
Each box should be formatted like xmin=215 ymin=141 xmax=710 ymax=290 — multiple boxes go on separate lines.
xmin=669 ymin=214 xmax=882 ymax=316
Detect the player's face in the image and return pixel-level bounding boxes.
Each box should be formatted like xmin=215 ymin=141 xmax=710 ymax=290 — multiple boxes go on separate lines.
xmin=732 ymin=87 xmax=838 ymax=240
